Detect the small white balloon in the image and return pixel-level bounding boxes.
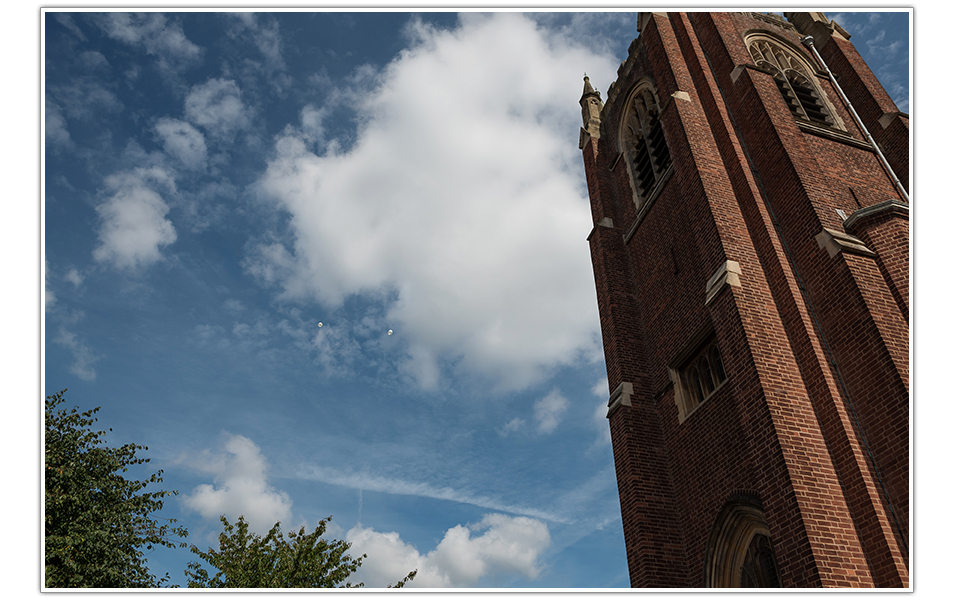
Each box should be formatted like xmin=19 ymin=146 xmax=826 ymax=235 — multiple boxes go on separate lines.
xmin=318 ymin=322 xmax=323 ymax=327
xmin=387 ymin=329 xmax=393 ymax=335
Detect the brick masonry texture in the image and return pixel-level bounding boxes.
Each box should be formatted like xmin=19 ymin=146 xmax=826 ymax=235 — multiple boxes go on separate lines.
xmin=582 ymin=12 xmax=909 ymax=588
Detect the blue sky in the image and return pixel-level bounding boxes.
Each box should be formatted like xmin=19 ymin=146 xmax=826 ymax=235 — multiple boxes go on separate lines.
xmin=38 ymin=9 xmax=910 ymax=589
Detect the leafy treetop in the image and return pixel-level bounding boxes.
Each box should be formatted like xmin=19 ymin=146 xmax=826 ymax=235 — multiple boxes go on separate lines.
xmin=45 ymin=390 xmax=188 ymax=588
xmin=186 ymin=515 xmax=381 ymax=588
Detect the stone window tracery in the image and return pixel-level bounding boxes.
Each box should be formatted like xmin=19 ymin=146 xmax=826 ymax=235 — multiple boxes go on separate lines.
xmin=619 ymin=82 xmax=672 ymax=206
xmin=746 ymin=36 xmax=841 ymax=129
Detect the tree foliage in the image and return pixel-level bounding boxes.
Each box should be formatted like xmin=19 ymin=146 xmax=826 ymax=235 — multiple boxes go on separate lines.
xmin=44 ymin=390 xmax=188 ymax=588
xmin=186 ymin=515 xmax=378 ymax=588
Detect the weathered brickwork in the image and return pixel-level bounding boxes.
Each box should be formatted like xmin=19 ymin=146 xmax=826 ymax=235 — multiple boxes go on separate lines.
xmin=581 ymin=12 xmax=909 ymax=588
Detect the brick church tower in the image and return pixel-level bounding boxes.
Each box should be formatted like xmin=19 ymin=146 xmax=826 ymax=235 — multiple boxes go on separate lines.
xmin=580 ymin=12 xmax=908 ymax=587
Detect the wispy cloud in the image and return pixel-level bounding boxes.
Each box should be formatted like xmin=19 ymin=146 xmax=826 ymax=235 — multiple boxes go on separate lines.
xmin=499 ymin=417 xmax=525 ymax=436
xmin=228 ymin=13 xmax=291 ymax=94
xmin=64 ymin=268 xmax=84 ymax=288
xmin=296 ymin=464 xmax=569 ymax=524
xmin=347 ymin=513 xmax=551 ymax=587
xmin=53 ymin=327 xmax=99 ymax=381
xmin=96 ymin=13 xmax=202 ymax=75
xmin=45 ymin=260 xmax=56 ymax=311
xmin=155 ymin=117 xmax=207 ymax=170
xmin=45 ymin=98 xmax=71 ymax=149
xmin=534 ymin=388 xmax=568 ymax=434
xmin=184 ymin=78 xmax=251 ymax=140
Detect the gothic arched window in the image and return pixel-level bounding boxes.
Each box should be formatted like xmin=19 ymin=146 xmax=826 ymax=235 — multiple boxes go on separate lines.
xmin=705 ymin=497 xmax=782 ymax=588
xmin=746 ymin=36 xmax=841 ymax=129
xmin=619 ymin=82 xmax=672 ymax=207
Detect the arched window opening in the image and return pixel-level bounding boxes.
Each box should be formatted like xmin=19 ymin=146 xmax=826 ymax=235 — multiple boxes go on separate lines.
xmin=708 ymin=345 xmax=726 ymax=383
xmin=740 ymin=534 xmax=782 ymax=588
xmin=705 ymin=497 xmax=782 ymax=588
xmin=747 ymin=37 xmax=837 ymax=128
xmin=672 ymin=334 xmax=728 ymax=422
xmin=619 ymin=83 xmax=672 ymax=206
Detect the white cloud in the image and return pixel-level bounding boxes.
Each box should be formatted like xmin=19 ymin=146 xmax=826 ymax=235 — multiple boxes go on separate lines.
xmin=98 ymin=13 xmax=201 ymax=74
xmin=155 ymin=117 xmax=207 ymax=169
xmin=534 ymin=388 xmax=568 ymax=434
xmin=52 ymin=80 xmax=123 ymax=122
xmin=500 ymin=417 xmax=525 ymax=436
xmin=92 ymin=167 xmax=178 ymax=270
xmin=251 ymin=14 xmax=616 ymax=391
xmin=64 ymin=268 xmax=84 ymax=288
xmin=53 ymin=328 xmax=98 ymax=381
xmin=298 ymin=464 xmax=566 ymax=524
xmin=346 ymin=513 xmax=550 ymax=587
xmin=228 ymin=13 xmax=291 ymax=93
xmin=591 ymin=377 xmax=611 ymax=445
xmin=299 ymin=104 xmax=330 ymax=144
xmin=184 ymin=78 xmax=250 ymax=138
xmin=45 ymin=260 xmax=56 ymax=310
xmin=45 ymin=98 xmax=71 ymax=148
xmin=182 ymin=434 xmax=293 ymax=535
xmin=54 ymin=13 xmax=87 ymax=42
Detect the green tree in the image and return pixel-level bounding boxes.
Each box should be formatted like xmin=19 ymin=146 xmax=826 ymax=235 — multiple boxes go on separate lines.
xmin=186 ymin=515 xmax=416 ymax=588
xmin=45 ymin=390 xmax=188 ymax=588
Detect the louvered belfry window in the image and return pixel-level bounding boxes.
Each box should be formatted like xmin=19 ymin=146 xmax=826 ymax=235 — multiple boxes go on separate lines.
xmin=622 ymin=86 xmax=672 ymax=206
xmin=748 ymin=38 xmax=834 ymax=127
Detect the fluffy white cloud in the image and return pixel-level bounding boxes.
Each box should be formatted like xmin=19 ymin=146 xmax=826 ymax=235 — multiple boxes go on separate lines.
xmin=347 ymin=513 xmax=551 ymax=587
xmin=182 ymin=434 xmax=293 ymax=535
xmin=534 ymin=388 xmax=568 ymax=434
xmin=98 ymin=13 xmax=201 ymax=74
xmin=155 ymin=117 xmax=207 ymax=169
xmin=252 ymin=14 xmax=617 ymax=391
xmin=92 ymin=167 xmax=177 ymax=269
xmin=185 ymin=78 xmax=250 ymax=138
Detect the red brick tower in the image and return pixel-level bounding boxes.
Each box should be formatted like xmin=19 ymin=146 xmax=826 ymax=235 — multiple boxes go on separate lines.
xmin=580 ymin=12 xmax=908 ymax=588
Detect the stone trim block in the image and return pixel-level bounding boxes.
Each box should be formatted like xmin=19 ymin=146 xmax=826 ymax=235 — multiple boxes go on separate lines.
xmin=607 ymin=381 xmax=634 ymax=418
xmin=815 ymin=227 xmax=877 ymax=258
xmin=705 ymin=260 xmax=742 ymax=306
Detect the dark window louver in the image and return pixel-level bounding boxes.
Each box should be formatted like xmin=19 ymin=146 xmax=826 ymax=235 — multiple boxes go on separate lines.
xmin=624 ymin=88 xmax=673 ymax=205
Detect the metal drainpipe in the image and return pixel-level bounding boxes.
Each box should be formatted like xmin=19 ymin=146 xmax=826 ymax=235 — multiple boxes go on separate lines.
xmin=801 ymin=35 xmax=909 ymax=203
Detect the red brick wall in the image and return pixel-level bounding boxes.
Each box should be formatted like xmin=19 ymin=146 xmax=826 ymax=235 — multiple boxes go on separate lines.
xmin=583 ymin=12 xmax=909 ymax=587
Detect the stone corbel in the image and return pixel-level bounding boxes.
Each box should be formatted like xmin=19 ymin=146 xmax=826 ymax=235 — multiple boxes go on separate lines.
xmin=705 ymin=260 xmax=742 ymax=306
xmin=815 ymin=227 xmax=876 ymax=258
xmin=607 ymin=381 xmax=634 ymax=418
